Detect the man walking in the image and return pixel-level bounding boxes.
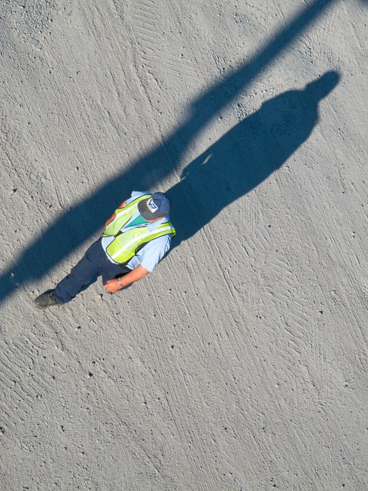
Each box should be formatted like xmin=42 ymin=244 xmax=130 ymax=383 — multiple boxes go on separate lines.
xmin=34 ymin=191 xmax=175 ymax=309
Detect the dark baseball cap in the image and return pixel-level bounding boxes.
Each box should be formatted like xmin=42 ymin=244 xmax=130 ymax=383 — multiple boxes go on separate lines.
xmin=138 ymin=193 xmax=172 ymax=220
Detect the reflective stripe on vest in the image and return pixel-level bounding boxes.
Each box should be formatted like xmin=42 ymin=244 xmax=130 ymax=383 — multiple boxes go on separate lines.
xmin=102 ymin=194 xmax=151 ymax=238
xmin=101 ymin=194 xmax=176 ymax=265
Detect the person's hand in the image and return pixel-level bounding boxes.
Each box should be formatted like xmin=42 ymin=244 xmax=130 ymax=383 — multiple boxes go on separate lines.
xmin=104 ymin=279 xmax=122 ymax=293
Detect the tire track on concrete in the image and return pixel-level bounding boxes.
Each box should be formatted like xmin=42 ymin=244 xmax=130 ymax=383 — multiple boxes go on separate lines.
xmin=120 ymin=254 xmax=235 ymax=488
xmin=0 ymin=352 xmax=35 ymax=432
xmin=183 ymin=207 xmax=346 ymax=482
xmin=136 ymin=294 xmax=214 ymax=490
xmin=150 ymin=228 xmax=292 ymax=487
xmin=77 ymin=0 xmax=178 ymax=189
xmin=126 ymin=0 xmax=199 ymax=84
xmin=0 ymin=328 xmax=63 ymax=435
xmin=1 ymin=43 xmax=88 ymax=218
xmin=126 ymin=0 xmax=162 ymax=70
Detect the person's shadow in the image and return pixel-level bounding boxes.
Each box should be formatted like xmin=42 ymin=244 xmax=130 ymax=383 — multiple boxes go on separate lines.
xmin=0 ymin=73 xmax=339 ymax=304
xmin=168 ymin=72 xmax=340 ymax=246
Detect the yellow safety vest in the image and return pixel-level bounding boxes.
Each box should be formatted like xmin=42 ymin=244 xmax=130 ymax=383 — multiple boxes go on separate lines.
xmin=102 ymin=194 xmax=176 ymax=265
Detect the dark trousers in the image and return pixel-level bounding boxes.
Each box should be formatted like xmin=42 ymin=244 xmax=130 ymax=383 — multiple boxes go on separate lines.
xmin=54 ymin=240 xmax=130 ymax=304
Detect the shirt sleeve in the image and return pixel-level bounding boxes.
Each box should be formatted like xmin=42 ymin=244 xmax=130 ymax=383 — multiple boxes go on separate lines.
xmin=133 ymin=235 xmax=171 ymax=272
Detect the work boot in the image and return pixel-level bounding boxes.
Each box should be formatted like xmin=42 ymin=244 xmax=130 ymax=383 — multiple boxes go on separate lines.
xmin=34 ymin=290 xmax=60 ymax=309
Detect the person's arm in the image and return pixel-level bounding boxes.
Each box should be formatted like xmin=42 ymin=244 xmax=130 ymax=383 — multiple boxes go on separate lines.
xmin=104 ymin=200 xmax=127 ymax=229
xmin=104 ymin=265 xmax=149 ymax=293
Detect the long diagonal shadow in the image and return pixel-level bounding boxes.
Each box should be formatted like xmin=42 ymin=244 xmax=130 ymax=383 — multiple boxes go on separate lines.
xmin=1 ymin=0 xmax=338 ymax=303
xmin=167 ymin=72 xmax=340 ymax=247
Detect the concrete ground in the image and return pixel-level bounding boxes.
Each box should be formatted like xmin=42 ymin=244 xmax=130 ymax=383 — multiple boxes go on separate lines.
xmin=1 ymin=0 xmax=367 ymax=489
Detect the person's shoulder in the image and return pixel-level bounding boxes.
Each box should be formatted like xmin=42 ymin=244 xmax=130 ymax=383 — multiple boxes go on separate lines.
xmin=131 ymin=191 xmax=150 ymax=198
xmin=127 ymin=191 xmax=150 ymax=204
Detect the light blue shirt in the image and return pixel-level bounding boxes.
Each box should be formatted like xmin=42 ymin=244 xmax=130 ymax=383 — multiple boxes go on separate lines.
xmin=101 ymin=191 xmax=172 ymax=272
